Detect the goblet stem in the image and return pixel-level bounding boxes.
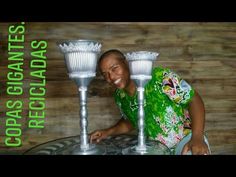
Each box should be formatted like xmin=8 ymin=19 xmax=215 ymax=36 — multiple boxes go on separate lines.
xmin=79 ymin=87 xmax=89 ymax=150
xmin=136 ymin=87 xmax=147 ymax=152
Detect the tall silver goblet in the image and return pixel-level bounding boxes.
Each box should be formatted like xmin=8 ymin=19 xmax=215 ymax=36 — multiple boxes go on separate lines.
xmin=122 ymin=51 xmax=169 ymax=155
xmin=58 ymin=40 xmax=106 ymax=155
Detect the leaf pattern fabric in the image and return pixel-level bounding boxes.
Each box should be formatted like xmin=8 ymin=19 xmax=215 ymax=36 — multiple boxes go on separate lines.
xmin=114 ymin=67 xmax=194 ymax=148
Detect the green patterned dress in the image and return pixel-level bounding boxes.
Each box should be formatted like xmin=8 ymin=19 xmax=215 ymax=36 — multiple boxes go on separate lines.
xmin=114 ymin=67 xmax=194 ymax=148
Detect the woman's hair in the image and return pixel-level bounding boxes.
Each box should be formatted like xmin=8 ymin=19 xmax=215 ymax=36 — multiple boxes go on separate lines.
xmin=98 ymin=49 xmax=126 ymax=66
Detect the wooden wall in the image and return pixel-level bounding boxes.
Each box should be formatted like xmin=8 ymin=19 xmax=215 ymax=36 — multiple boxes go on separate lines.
xmin=0 ymin=22 xmax=235 ymax=154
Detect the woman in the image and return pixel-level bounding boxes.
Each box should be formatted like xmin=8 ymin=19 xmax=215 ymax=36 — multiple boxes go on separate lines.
xmin=90 ymin=49 xmax=210 ymax=155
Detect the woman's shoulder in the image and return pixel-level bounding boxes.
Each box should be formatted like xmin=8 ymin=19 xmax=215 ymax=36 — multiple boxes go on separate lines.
xmin=152 ymin=66 xmax=171 ymax=80
xmin=152 ymin=66 xmax=171 ymax=73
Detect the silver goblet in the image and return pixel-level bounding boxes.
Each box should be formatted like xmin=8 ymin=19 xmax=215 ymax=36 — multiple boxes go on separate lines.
xmin=122 ymin=51 xmax=169 ymax=155
xmin=58 ymin=40 xmax=106 ymax=155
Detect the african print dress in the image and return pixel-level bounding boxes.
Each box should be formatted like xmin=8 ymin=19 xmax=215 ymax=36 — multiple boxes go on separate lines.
xmin=114 ymin=67 xmax=194 ymax=148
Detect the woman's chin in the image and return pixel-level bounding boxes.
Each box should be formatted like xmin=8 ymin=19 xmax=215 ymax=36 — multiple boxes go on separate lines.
xmin=115 ymin=83 xmax=124 ymax=89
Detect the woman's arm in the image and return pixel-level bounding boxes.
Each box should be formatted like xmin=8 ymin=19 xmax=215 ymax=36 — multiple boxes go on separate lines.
xmin=182 ymin=90 xmax=210 ymax=155
xmin=89 ymin=118 xmax=134 ymax=143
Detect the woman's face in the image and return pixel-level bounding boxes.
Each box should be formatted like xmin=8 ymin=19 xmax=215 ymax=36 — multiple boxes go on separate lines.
xmin=99 ymin=54 xmax=131 ymax=89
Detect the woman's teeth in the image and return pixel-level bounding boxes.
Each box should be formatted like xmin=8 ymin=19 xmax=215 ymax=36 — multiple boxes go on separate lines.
xmin=114 ymin=78 xmax=121 ymax=85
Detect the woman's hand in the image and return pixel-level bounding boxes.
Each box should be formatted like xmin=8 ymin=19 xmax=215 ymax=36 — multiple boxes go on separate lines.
xmin=89 ymin=118 xmax=133 ymax=144
xmin=89 ymin=130 xmax=109 ymax=143
xmin=182 ymin=138 xmax=210 ymax=155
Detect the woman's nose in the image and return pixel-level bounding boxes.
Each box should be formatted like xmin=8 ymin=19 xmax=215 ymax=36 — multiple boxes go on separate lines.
xmin=107 ymin=71 xmax=116 ymax=83
xmin=109 ymin=71 xmax=116 ymax=81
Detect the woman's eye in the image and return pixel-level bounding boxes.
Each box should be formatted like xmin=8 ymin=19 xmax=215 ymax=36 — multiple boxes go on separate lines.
xmin=112 ymin=65 xmax=119 ymax=72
